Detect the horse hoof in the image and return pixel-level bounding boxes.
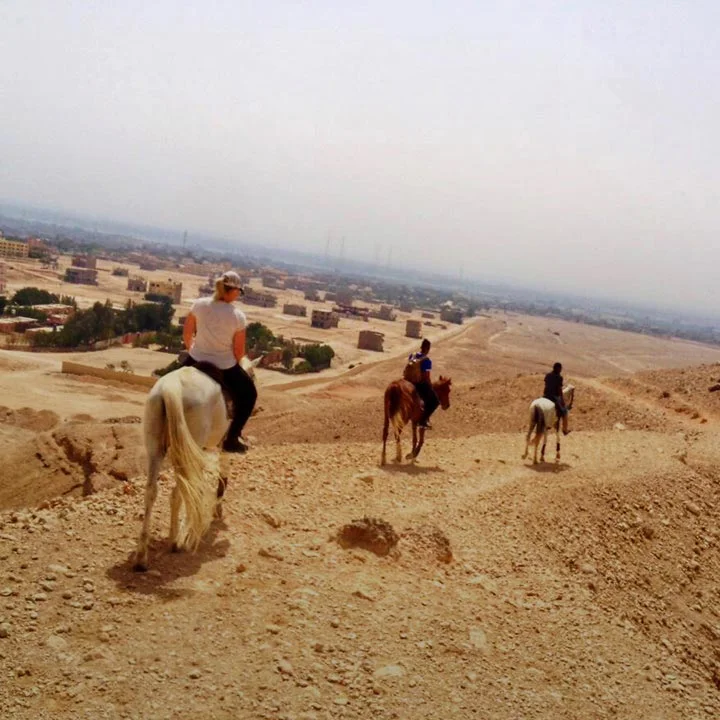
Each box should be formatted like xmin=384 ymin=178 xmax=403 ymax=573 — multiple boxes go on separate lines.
xmin=171 ymin=543 xmax=182 ymax=554
xmin=133 ymin=561 xmax=148 ymax=573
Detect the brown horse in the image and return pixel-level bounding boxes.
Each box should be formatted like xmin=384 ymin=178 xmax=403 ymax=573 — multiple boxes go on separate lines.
xmin=381 ymin=377 xmax=452 ymax=465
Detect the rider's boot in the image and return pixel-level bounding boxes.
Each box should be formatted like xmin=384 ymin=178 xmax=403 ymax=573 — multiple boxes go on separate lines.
xmin=222 ymin=418 xmax=248 ymax=453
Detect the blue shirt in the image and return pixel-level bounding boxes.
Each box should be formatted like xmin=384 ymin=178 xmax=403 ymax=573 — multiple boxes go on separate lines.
xmin=410 ymin=352 xmax=432 ymax=372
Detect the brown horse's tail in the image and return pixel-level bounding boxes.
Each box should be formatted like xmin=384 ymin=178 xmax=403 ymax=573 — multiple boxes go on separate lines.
xmin=385 ymin=383 xmax=403 ymax=427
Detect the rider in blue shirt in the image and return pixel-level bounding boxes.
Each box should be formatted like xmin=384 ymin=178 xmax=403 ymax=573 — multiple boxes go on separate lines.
xmin=410 ymin=338 xmax=439 ymax=429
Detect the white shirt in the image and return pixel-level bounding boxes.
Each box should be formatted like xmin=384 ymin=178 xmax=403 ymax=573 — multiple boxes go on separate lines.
xmin=188 ymin=297 xmax=247 ymax=370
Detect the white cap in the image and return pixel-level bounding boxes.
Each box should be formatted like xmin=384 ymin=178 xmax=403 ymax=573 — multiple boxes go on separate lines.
xmin=220 ymin=271 xmax=243 ymax=292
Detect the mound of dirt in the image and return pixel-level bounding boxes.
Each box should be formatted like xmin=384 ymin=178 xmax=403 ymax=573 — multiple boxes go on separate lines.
xmin=336 ymin=516 xmax=399 ymax=556
xmin=523 ymin=464 xmax=720 ymax=691
xmin=0 ymin=418 xmax=145 ymax=510
xmin=0 ymin=405 xmax=59 ymax=432
xmin=401 ymin=523 xmax=453 ymax=563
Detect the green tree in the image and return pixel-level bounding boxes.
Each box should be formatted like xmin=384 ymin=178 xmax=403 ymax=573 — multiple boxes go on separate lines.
xmin=301 ymin=343 xmax=335 ymax=370
xmin=11 ymin=287 xmax=59 ymax=306
xmin=246 ymin=322 xmax=276 ymax=353
xmin=281 ymin=347 xmax=294 ymax=369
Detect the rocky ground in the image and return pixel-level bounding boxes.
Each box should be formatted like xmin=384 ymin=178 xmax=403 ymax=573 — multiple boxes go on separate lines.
xmin=2 ymin=317 xmax=720 ymax=719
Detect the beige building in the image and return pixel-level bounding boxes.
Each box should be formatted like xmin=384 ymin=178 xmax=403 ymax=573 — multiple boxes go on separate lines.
xmin=128 ymin=276 xmax=148 ymax=292
xmin=0 ymin=316 xmax=38 ymax=334
xmin=64 ymin=267 xmax=98 ymax=285
xmin=0 ymin=262 xmax=6 ymax=293
xmin=283 ymin=303 xmax=307 ymax=317
xmin=71 ymin=255 xmax=97 ymax=269
xmin=370 ymin=305 xmax=397 ymax=321
xmin=148 ymin=279 xmax=183 ymax=304
xmin=405 ymin=319 xmax=423 ymax=338
xmin=0 ymin=236 xmax=29 ymax=259
xmin=358 ymin=330 xmax=384 ymax=352
xmin=311 ymin=309 xmax=339 ymax=329
xmin=440 ymin=307 xmax=464 ymax=325
xmin=242 ymin=288 xmax=277 ymax=308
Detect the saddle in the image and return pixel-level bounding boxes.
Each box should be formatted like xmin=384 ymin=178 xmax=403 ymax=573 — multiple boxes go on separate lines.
xmin=188 ymin=360 xmax=234 ymax=419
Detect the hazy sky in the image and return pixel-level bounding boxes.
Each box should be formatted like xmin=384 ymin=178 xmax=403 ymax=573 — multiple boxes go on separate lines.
xmin=2 ymin=2 xmax=719 ymax=312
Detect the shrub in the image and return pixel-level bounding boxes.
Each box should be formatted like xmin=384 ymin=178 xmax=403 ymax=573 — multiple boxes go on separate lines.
xmin=11 ymin=287 xmax=58 ymax=306
xmin=302 ymin=343 xmax=335 ymax=370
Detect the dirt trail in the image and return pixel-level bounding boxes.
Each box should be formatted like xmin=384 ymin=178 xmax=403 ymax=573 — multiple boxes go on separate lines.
xmin=581 ymin=377 xmax=712 ymax=428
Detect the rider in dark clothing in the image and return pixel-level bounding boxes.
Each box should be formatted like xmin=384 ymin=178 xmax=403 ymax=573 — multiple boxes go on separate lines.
xmin=544 ymin=362 xmax=570 ymax=435
xmin=411 ymin=338 xmax=439 ymax=429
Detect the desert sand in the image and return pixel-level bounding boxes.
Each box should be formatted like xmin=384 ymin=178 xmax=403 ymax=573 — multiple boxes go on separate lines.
xmin=2 ymin=305 xmax=720 ymax=719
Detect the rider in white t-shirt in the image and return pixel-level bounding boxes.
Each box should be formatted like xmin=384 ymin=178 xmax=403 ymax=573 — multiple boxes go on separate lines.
xmin=182 ymin=271 xmax=257 ymax=453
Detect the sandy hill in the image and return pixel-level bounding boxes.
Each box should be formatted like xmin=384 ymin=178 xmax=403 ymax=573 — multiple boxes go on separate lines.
xmin=1 ymin=315 xmax=720 ymax=718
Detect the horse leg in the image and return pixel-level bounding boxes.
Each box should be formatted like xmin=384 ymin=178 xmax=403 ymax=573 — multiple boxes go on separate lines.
xmin=522 ymin=421 xmax=535 ymax=460
xmin=395 ymin=424 xmax=402 ymax=463
xmin=413 ymin=426 xmax=426 ymax=460
xmin=381 ymin=413 xmax=389 ymax=466
xmin=540 ymin=430 xmax=548 ymax=463
xmin=170 ymin=484 xmax=183 ymax=552
xmin=405 ymin=422 xmax=422 ymax=460
xmin=134 ymin=452 xmax=162 ymax=572
xmin=215 ymin=453 xmax=229 ymax=520
xmin=556 ymin=429 xmax=561 ymax=462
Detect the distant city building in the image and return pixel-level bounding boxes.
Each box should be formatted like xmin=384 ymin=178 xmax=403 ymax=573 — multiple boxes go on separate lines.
xmin=358 ymin=330 xmax=384 ymax=352
xmin=405 ymin=319 xmax=423 ymax=338
xmin=242 ymin=288 xmax=278 ymax=308
xmin=0 ymin=261 xmax=6 ymax=293
xmin=440 ymin=307 xmax=464 ymax=325
xmin=148 ymin=279 xmax=183 ymax=304
xmin=138 ymin=257 xmax=161 ymax=271
xmin=30 ymin=304 xmax=75 ymax=324
xmin=0 ymin=236 xmax=29 ymax=259
xmin=0 ymin=316 xmax=39 ymax=334
xmin=311 ymin=309 xmax=339 ymax=329
xmin=127 ymin=276 xmax=148 ymax=292
xmin=335 ymin=291 xmax=354 ymax=306
xmin=71 ymin=255 xmax=97 ymax=269
xmin=261 ymin=274 xmax=284 ymax=289
xmin=421 ymin=311 xmax=435 ymax=319
xmin=112 ymin=267 xmax=130 ymax=277
xmin=334 ymin=304 xmax=370 ymax=321
xmin=399 ymin=302 xmax=413 ymax=313
xmin=27 ymin=238 xmax=50 ymax=255
xmin=282 ymin=303 xmax=307 ymax=317
xmin=303 ymin=289 xmax=321 ymax=302
xmin=370 ymin=305 xmax=397 ymax=321
xmin=64 ymin=266 xmax=98 ymax=285
xmin=198 ymin=273 xmax=215 ymax=297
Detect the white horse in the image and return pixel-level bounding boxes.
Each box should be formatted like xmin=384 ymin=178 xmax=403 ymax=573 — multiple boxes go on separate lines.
xmin=134 ymin=356 xmax=260 ymax=572
xmin=522 ymin=385 xmax=575 ymax=464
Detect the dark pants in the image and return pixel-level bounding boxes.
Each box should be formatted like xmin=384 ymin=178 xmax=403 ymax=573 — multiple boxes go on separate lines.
xmin=184 ymin=356 xmax=258 ymax=440
xmin=544 ymin=394 xmax=568 ymax=417
xmin=415 ymin=381 xmax=439 ymax=425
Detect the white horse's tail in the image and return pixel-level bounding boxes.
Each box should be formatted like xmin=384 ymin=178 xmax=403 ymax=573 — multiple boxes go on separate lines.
xmin=533 ymin=404 xmax=546 ymax=435
xmin=159 ymin=371 xmax=215 ymax=550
